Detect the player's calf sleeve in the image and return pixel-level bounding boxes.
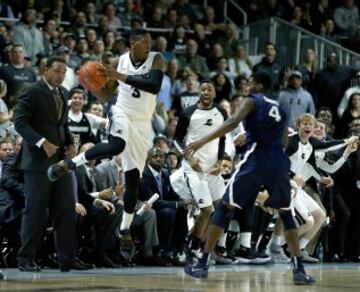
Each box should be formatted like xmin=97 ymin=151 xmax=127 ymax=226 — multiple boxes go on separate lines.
xmin=211 ymin=201 xmax=235 ymax=229
xmin=123 ymin=168 xmax=140 ymax=214
xmin=84 ymin=136 xmax=126 ymax=161
xmin=279 ymin=210 xmax=297 ymax=231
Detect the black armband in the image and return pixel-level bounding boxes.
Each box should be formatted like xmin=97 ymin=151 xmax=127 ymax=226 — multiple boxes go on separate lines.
xmin=126 ymin=69 xmax=164 ymax=94
xmin=289 ymin=171 xmax=295 ymax=179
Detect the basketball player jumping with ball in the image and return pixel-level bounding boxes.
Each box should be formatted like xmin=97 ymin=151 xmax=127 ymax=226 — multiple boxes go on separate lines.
xmin=47 ymin=29 xmax=166 ymax=260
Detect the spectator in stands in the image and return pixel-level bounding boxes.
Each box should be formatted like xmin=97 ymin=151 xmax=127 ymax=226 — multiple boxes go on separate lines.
xmin=178 ymin=39 xmax=209 ymax=79
xmin=85 ymin=28 xmax=98 ymax=51
xmin=0 ymin=79 xmax=12 ymax=139
xmin=290 ymin=5 xmax=313 ymax=31
xmin=102 ymin=2 xmax=122 ymax=29
xmin=103 ymin=30 xmax=115 ymax=51
xmin=91 ymin=39 xmax=105 ymax=62
xmin=112 ymin=37 xmax=129 ymax=56
xmin=146 ymin=6 xmax=165 ymax=29
xmin=234 ymin=75 xmax=250 ymax=96
xmin=217 ymin=22 xmax=241 ymax=59
xmin=154 ymin=36 xmax=174 ymax=63
xmin=207 ymin=43 xmax=224 ymax=71
xmin=171 ymin=0 xmax=197 ymax=22
xmin=84 ymin=0 xmax=100 ymax=25
xmin=139 ymin=147 xmax=190 ymax=264
xmin=172 ymin=64 xmax=196 ymax=101
xmin=253 ymin=42 xmax=284 ymax=93
xmin=172 ymin=74 xmax=199 ymax=116
xmin=68 ymin=88 xmax=106 ymax=147
xmin=101 ymin=50 xmax=115 ymax=67
xmin=333 ymin=0 xmax=359 ymax=37
xmin=193 ymin=23 xmax=212 ymax=57
xmin=313 ymin=52 xmax=357 ymax=134
xmin=278 ymin=70 xmax=315 ymax=129
xmin=97 ymin=15 xmax=113 ymax=36
xmin=68 ymin=11 xmax=88 ymax=38
xmin=211 ymin=73 xmax=233 ymax=103
xmin=340 ymin=93 xmax=360 ymax=137
xmin=229 ymin=45 xmax=253 ymax=79
xmin=165 ymin=117 xmax=178 ymax=145
xmin=12 ymin=8 xmax=44 ymax=65
xmin=200 ymin=6 xmax=225 ymax=33
xmin=0 ymin=138 xmax=13 ymax=178
xmin=42 ymin=19 xmax=58 ymax=56
xmin=343 ymin=25 xmax=360 ymax=53
xmin=165 ymin=149 xmax=180 ymax=174
xmin=153 ymin=134 xmax=170 ymax=154
xmin=311 ymin=0 xmax=333 ymax=32
xmin=0 ymin=44 xmax=37 ymax=107
xmin=169 ymin=25 xmax=187 ymax=57
xmin=210 ymin=57 xmax=237 ymax=81
xmin=320 ymin=18 xmax=338 ymax=42
xmin=164 ymin=8 xmax=178 ymax=29
xmin=120 ymin=0 xmax=143 ymax=27
xmin=295 ymin=48 xmax=318 ymax=94
xmin=158 ymin=63 xmax=172 ymax=112
xmin=338 ymin=71 xmax=360 ymax=118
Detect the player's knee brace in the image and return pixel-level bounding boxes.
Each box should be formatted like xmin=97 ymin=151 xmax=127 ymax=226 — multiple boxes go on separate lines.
xmin=279 ymin=210 xmax=297 ymax=231
xmin=211 ymin=201 xmax=234 ymax=229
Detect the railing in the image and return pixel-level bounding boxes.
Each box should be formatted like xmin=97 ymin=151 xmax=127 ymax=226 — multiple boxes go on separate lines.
xmin=238 ymin=17 xmax=360 ymax=70
xmin=223 ymin=0 xmax=247 ymax=25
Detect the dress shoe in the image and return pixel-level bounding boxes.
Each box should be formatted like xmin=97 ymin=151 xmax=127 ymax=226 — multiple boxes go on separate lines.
xmin=94 ymin=252 xmax=121 ymax=268
xmin=18 ymin=260 xmax=41 ymax=272
xmin=59 ymin=258 xmax=94 ymax=272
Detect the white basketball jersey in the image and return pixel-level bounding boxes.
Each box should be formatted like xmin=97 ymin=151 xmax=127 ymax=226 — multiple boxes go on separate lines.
xmin=115 ymin=52 xmax=158 ymax=121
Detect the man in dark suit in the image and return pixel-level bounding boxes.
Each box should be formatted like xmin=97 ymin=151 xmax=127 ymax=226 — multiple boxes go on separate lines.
xmin=14 ymin=56 xmax=79 ymax=272
xmin=139 ymin=147 xmax=192 ymax=263
xmin=74 ymin=143 xmax=122 ymax=268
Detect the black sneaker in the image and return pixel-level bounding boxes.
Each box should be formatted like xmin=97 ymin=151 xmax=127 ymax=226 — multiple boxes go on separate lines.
xmin=293 ymin=267 xmax=316 ymax=285
xmin=47 ymin=160 xmax=73 ymax=181
xmin=119 ymin=229 xmax=135 ymax=260
xmin=234 ymin=246 xmax=271 ymax=264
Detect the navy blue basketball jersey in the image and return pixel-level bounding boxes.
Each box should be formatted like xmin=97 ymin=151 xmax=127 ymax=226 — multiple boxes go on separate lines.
xmin=244 ymin=94 xmax=287 ymax=147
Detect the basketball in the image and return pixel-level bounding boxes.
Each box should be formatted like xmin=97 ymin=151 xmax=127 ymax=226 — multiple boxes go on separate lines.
xmin=78 ymin=61 xmax=107 ymax=92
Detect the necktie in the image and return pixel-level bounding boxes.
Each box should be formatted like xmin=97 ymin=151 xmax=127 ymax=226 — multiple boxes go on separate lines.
xmin=88 ymin=168 xmax=97 ymax=192
xmin=53 ymin=87 xmax=63 ymax=120
xmin=155 ymin=173 xmax=163 ymax=198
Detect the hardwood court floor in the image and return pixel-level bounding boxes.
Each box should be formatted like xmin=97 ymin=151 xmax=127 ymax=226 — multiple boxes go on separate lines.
xmin=1 ymin=263 xmax=359 ymax=291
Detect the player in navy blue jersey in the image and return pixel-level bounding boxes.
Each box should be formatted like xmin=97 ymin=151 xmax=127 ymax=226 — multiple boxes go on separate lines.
xmin=184 ymin=72 xmax=315 ymax=285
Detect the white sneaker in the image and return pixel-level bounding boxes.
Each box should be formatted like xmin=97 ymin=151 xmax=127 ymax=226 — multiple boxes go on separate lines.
xmin=301 ymin=250 xmax=319 ymax=263
xmin=211 ymin=252 xmax=234 ymax=265
xmin=269 ymin=247 xmax=291 ymax=264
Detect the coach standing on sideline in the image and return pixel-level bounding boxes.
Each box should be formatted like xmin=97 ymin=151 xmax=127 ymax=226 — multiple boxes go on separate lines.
xmin=14 ymin=56 xmax=78 ymax=272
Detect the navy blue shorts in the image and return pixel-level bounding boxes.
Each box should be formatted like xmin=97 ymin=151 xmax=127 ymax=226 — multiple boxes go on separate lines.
xmin=223 ymin=144 xmax=291 ymax=210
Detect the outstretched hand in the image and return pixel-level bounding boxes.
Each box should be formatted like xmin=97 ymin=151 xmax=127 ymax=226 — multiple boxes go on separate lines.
xmin=97 ymin=64 xmax=126 ymax=83
xmin=184 ymin=140 xmax=206 ymax=158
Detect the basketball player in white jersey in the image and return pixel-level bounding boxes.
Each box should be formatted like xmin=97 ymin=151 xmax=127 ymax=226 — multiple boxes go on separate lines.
xmin=47 ymin=29 xmax=166 ymax=259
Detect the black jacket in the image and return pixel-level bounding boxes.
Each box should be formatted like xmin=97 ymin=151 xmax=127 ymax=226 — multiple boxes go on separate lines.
xmin=14 ymin=80 xmax=73 ymax=172
xmin=139 ymin=165 xmax=180 ymax=211
xmin=0 ymin=153 xmax=24 ymax=224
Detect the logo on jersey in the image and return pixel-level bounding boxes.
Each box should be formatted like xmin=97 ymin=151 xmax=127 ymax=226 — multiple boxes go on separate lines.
xmin=301 ymin=153 xmax=305 ymax=159
xmin=204 ymin=119 xmax=213 ymax=126
xmin=116 ymin=129 xmax=123 ymax=135
xmin=198 ymin=199 xmax=204 ymax=204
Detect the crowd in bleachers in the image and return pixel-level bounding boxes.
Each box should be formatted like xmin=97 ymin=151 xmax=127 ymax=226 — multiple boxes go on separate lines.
xmin=0 ymin=0 xmax=360 ymax=270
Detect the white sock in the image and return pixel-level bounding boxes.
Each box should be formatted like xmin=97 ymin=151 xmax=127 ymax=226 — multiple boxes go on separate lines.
xmin=239 ymin=232 xmax=251 ymax=248
xmin=299 ymin=237 xmax=310 ymax=250
xmin=217 ymin=233 xmax=227 ymax=248
xmin=71 ymin=152 xmax=88 ymax=166
xmin=120 ymin=211 xmax=134 ymax=231
xmin=270 ymin=235 xmax=282 ymax=246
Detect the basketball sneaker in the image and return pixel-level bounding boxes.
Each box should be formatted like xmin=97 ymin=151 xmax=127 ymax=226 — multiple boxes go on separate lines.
xmin=47 ymin=159 xmax=75 ymax=181
xmin=184 ymin=261 xmax=209 ymax=279
xmin=234 ymin=246 xmax=271 ymax=264
xmin=118 ymin=229 xmax=135 ymax=260
xmin=300 ymin=250 xmax=319 ymax=263
xmin=293 ymin=267 xmax=316 ymax=285
xmin=269 ymin=245 xmax=291 ymax=263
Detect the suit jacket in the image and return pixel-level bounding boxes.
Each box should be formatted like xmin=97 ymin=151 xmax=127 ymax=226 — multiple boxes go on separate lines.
xmin=96 ymin=160 xmax=119 ymax=188
xmin=14 ymin=80 xmax=73 ymax=172
xmin=75 ymin=165 xmax=107 ymax=210
xmin=139 ymin=165 xmax=180 ymax=211
xmin=0 ymin=153 xmax=25 ymax=224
